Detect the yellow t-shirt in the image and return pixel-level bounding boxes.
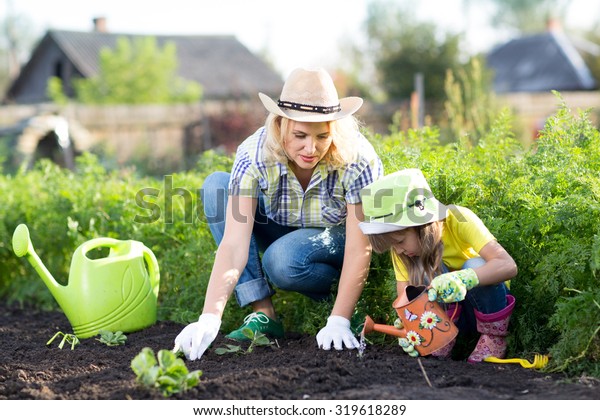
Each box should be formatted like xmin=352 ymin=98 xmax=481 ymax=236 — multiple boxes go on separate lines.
xmin=392 ymin=205 xmax=496 ymax=282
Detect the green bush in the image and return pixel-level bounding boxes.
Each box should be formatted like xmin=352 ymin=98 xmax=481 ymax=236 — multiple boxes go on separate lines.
xmin=1 ymin=96 xmax=598 ymax=378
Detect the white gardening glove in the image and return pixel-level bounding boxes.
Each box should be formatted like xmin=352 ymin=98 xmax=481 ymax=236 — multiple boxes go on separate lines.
xmin=173 ymin=313 xmax=221 ymax=361
xmin=316 ymin=315 xmax=359 ymax=350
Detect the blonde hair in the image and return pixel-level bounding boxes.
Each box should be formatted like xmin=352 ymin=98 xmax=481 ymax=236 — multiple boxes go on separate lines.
xmin=367 ymin=221 xmax=445 ymax=286
xmin=262 ymin=113 xmax=359 ymax=169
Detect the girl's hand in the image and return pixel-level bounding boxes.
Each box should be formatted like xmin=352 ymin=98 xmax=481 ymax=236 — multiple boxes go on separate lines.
xmin=427 ymin=268 xmax=479 ymax=303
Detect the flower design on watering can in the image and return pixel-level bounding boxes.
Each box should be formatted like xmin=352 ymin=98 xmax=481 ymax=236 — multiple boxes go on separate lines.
xmin=405 ymin=330 xmax=425 ymax=347
xmin=419 ymin=311 xmax=441 ymax=330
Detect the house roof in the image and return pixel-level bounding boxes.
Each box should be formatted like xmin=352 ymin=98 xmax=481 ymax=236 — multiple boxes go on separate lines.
xmin=7 ymin=29 xmax=283 ymax=101
xmin=486 ymin=30 xmax=598 ymax=93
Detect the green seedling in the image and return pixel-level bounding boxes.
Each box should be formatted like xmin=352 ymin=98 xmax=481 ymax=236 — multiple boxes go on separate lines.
xmin=131 ymin=347 xmax=202 ymax=397
xmin=214 ymin=327 xmax=275 ymax=355
xmin=46 ymin=331 xmax=80 ymax=350
xmin=96 ymin=330 xmax=127 ymax=346
xmin=214 ymin=343 xmax=243 ymax=355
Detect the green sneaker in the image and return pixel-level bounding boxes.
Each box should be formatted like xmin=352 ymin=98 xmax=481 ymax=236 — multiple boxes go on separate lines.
xmin=225 ymin=312 xmax=284 ymax=341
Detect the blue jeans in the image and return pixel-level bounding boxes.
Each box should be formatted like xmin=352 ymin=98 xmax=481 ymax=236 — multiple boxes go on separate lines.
xmin=201 ymin=172 xmax=346 ymax=307
xmin=449 ymin=257 xmax=510 ymax=334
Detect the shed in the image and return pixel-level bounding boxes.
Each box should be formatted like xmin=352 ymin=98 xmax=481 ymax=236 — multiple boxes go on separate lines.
xmin=487 ymin=26 xmax=597 ymax=93
xmin=4 ymin=19 xmax=282 ymax=104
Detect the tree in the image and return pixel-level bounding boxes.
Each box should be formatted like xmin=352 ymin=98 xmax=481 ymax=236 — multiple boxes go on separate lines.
xmin=480 ymin=0 xmax=570 ymax=33
xmin=577 ymin=25 xmax=600 ymax=91
xmin=49 ymin=36 xmax=202 ymax=105
xmin=0 ymin=0 xmax=36 ymax=97
xmin=444 ymin=56 xmax=505 ymax=144
xmin=364 ymin=0 xmax=463 ymax=101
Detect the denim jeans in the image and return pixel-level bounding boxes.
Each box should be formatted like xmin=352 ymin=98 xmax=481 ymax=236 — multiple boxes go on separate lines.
xmin=201 ymin=172 xmax=345 ymax=307
xmin=448 ymin=257 xmax=510 ymax=334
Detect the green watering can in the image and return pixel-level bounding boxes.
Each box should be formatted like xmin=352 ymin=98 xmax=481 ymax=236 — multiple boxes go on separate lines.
xmin=12 ymin=224 xmax=160 ymax=339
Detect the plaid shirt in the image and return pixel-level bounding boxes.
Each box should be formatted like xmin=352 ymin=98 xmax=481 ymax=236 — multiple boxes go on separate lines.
xmin=229 ymin=127 xmax=383 ymax=228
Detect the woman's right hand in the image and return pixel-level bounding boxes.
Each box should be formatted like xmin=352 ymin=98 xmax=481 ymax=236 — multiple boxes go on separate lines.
xmin=173 ymin=313 xmax=221 ymax=361
xmin=316 ymin=315 xmax=359 ymax=350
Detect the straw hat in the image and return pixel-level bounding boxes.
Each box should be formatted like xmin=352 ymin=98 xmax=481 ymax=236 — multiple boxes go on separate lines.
xmin=258 ymin=67 xmax=363 ymax=122
xmin=359 ymin=168 xmax=448 ymax=235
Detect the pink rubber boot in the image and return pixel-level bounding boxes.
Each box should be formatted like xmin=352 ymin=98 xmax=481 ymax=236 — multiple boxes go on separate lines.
xmin=430 ymin=303 xmax=462 ymax=359
xmin=467 ymin=295 xmax=516 ymax=363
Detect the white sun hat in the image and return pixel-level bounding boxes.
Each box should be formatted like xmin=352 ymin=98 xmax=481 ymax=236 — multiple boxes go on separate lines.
xmin=258 ymin=67 xmax=363 ymax=122
xmin=359 ymin=168 xmax=448 ymax=235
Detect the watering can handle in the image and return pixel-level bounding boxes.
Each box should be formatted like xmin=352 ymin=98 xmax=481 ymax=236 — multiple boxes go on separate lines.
xmin=142 ymin=245 xmax=160 ymax=291
xmin=79 ymin=237 xmax=123 ymax=254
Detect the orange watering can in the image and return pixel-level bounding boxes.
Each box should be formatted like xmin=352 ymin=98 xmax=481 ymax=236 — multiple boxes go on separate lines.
xmin=363 ymin=285 xmax=458 ymax=356
xmin=12 ymin=224 xmax=160 ymax=339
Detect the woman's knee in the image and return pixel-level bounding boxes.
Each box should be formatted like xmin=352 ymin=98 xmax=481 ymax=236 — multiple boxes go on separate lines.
xmin=262 ymin=247 xmax=298 ymax=288
xmin=262 ymin=228 xmax=344 ymax=291
xmin=202 ymin=172 xmax=230 ymax=194
xmin=201 ymin=172 xmax=230 ymax=222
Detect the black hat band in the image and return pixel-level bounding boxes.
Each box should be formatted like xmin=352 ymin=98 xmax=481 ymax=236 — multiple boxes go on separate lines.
xmin=277 ymin=100 xmax=341 ymax=114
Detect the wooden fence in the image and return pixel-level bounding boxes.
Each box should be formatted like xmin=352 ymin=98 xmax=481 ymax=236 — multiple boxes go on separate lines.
xmin=1 ymin=91 xmax=598 ymax=171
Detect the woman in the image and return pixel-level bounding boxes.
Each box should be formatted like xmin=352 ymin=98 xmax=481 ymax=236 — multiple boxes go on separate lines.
xmin=174 ymin=67 xmax=383 ymax=361
xmin=358 ymin=168 xmax=517 ymax=362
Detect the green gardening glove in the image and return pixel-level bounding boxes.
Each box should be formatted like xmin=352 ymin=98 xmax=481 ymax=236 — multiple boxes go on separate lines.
xmin=427 ymin=268 xmax=479 ymax=303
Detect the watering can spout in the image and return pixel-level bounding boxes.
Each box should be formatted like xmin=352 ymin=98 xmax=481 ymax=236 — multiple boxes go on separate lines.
xmin=362 ymin=315 xmax=407 ymax=338
xmin=12 ymin=224 xmax=64 ymax=295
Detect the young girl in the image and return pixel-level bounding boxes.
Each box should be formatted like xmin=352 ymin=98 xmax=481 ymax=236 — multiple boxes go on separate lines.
xmin=358 ymin=168 xmax=517 ymax=362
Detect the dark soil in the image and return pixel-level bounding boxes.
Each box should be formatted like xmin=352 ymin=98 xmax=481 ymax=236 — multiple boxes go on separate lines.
xmin=0 ymin=304 xmax=598 ymax=400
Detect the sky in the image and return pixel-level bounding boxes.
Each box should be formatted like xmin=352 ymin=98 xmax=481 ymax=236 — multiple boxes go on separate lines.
xmin=3 ymin=0 xmax=600 ymax=78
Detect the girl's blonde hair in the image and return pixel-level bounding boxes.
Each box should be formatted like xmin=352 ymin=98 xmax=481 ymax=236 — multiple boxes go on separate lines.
xmin=262 ymin=113 xmax=359 ymax=168
xmin=367 ymin=221 xmax=444 ymax=286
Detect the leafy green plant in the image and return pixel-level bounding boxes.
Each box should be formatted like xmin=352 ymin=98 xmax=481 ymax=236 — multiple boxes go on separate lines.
xmin=214 ymin=328 xmax=275 ymax=355
xmin=214 ymin=343 xmax=244 ymax=355
xmin=548 ymin=288 xmax=600 ymax=376
xmin=96 ymin=330 xmax=127 ymax=346
xmin=131 ymin=347 xmax=201 ymax=397
xmin=47 ymin=331 xmax=80 ymax=350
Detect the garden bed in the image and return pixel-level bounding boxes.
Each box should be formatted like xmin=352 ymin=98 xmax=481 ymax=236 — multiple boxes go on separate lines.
xmin=0 ymin=304 xmax=598 ymax=400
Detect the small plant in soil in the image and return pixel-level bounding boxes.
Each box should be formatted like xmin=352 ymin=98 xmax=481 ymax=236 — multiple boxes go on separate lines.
xmin=214 ymin=328 xmax=275 ymax=355
xmin=96 ymin=330 xmax=127 ymax=346
xmin=46 ymin=331 xmax=80 ymax=350
xmin=131 ymin=347 xmax=202 ymax=397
